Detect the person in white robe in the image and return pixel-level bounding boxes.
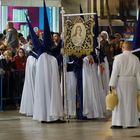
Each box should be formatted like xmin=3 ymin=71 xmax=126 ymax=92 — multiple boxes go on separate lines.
xmin=33 ymin=52 xmax=63 ymax=122
xmin=33 ymin=0 xmax=63 ymax=122
xmin=82 ymin=55 xmax=105 ymax=119
xmin=109 ymin=41 xmax=140 ymax=128
xmin=19 ymin=12 xmax=41 ymax=116
xmin=19 ymin=51 xmax=37 ymax=116
xmin=64 ymin=61 xmax=77 ymax=118
xmin=97 ymin=57 xmax=110 ymax=96
xmin=98 ymin=31 xmax=110 ymax=95
xmin=95 ymin=48 xmax=109 ymax=114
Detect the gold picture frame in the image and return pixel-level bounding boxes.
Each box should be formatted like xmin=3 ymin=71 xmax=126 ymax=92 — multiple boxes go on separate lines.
xmin=64 ymin=16 xmax=94 ymax=56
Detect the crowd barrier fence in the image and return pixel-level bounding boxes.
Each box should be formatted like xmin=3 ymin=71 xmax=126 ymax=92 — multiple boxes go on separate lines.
xmin=0 ymin=70 xmax=25 ymax=111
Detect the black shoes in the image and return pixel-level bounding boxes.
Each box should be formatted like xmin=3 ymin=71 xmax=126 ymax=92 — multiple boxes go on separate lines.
xmin=127 ymin=126 xmax=135 ymax=129
xmin=111 ymin=125 xmax=136 ymax=129
xmin=49 ymin=119 xmax=66 ymax=123
xmin=111 ymin=125 xmax=123 ymax=129
xmin=41 ymin=119 xmax=66 ymax=123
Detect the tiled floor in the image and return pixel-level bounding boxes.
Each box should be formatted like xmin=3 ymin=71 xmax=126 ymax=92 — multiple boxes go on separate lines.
xmin=0 ymin=111 xmax=140 ymax=140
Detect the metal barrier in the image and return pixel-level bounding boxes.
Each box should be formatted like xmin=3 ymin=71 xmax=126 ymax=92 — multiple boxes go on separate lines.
xmin=0 ymin=70 xmax=25 ymax=111
xmin=0 ymin=75 xmax=3 ymax=111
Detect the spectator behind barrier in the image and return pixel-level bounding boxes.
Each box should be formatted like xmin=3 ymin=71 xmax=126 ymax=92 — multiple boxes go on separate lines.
xmin=0 ymin=50 xmax=16 ymax=73
xmin=14 ymin=48 xmax=27 ymax=71
xmin=5 ymin=22 xmax=19 ymax=55
xmin=0 ymin=42 xmax=8 ymax=60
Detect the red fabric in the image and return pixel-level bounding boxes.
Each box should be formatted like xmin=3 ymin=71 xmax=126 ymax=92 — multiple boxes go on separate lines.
xmin=99 ymin=64 xmax=105 ymax=74
xmin=14 ymin=55 xmax=26 ymax=71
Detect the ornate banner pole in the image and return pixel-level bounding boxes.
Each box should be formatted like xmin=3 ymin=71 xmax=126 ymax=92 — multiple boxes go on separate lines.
xmin=61 ymin=7 xmax=69 ymax=121
xmin=63 ymin=12 xmax=96 ymax=17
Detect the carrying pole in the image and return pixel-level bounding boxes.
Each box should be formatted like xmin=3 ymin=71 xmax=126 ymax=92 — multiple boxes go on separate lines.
xmin=61 ymin=7 xmax=70 ymax=122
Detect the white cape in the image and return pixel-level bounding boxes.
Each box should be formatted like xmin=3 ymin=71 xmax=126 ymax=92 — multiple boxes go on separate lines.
xmin=19 ymin=55 xmax=37 ymax=116
xmin=98 ymin=57 xmax=110 ymax=95
xmin=64 ymin=71 xmax=77 ymax=117
xmin=97 ymin=57 xmax=110 ymax=113
xmin=33 ymin=53 xmax=63 ymax=122
xmin=82 ymin=56 xmax=104 ymax=118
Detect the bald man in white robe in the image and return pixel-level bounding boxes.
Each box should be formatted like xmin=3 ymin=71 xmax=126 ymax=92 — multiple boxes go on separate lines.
xmin=109 ymin=41 xmax=140 ymax=128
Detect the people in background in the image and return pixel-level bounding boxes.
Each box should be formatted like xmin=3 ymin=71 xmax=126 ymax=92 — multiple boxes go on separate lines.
xmin=36 ymin=29 xmax=43 ymax=41
xmin=99 ymin=31 xmax=110 ymax=58
xmin=13 ymin=48 xmax=27 ymax=109
xmin=21 ymin=35 xmax=33 ymax=55
xmin=14 ymin=48 xmax=26 ymax=71
xmin=108 ymin=35 xmax=116 ymax=75
xmin=52 ymin=32 xmax=63 ymax=65
xmin=0 ymin=42 xmax=7 ymax=60
xmin=113 ymin=33 xmax=122 ymax=55
xmin=0 ymin=50 xmax=15 ymax=72
xmin=0 ymin=33 xmax=4 ymax=41
xmin=5 ymin=21 xmax=19 ymax=55
xmin=51 ymin=32 xmax=63 ymax=78
xmin=18 ymin=33 xmax=23 ymax=38
xmin=19 ymin=36 xmax=28 ymax=47
xmin=0 ymin=50 xmax=16 ymax=109
xmin=98 ymin=31 xmax=110 ymax=94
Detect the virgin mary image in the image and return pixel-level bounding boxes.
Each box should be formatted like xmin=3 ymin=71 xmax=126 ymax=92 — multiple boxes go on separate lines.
xmin=71 ymin=23 xmax=86 ymax=46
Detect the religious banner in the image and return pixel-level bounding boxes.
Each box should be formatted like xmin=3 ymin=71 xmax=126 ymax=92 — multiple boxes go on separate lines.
xmin=63 ymin=14 xmax=95 ymax=56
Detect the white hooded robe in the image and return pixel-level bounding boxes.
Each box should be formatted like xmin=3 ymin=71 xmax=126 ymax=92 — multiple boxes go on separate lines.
xmin=82 ymin=56 xmax=105 ymax=118
xmin=19 ymin=55 xmax=37 ymax=116
xmin=33 ymin=53 xmax=63 ymax=122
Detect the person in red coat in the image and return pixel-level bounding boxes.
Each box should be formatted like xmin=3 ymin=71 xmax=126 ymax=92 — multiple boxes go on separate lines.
xmin=14 ymin=48 xmax=26 ymax=71
xmin=13 ymin=48 xmax=27 ymax=108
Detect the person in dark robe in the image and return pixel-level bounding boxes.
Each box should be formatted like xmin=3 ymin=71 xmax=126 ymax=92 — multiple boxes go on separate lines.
xmin=0 ymin=50 xmax=16 ymax=109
